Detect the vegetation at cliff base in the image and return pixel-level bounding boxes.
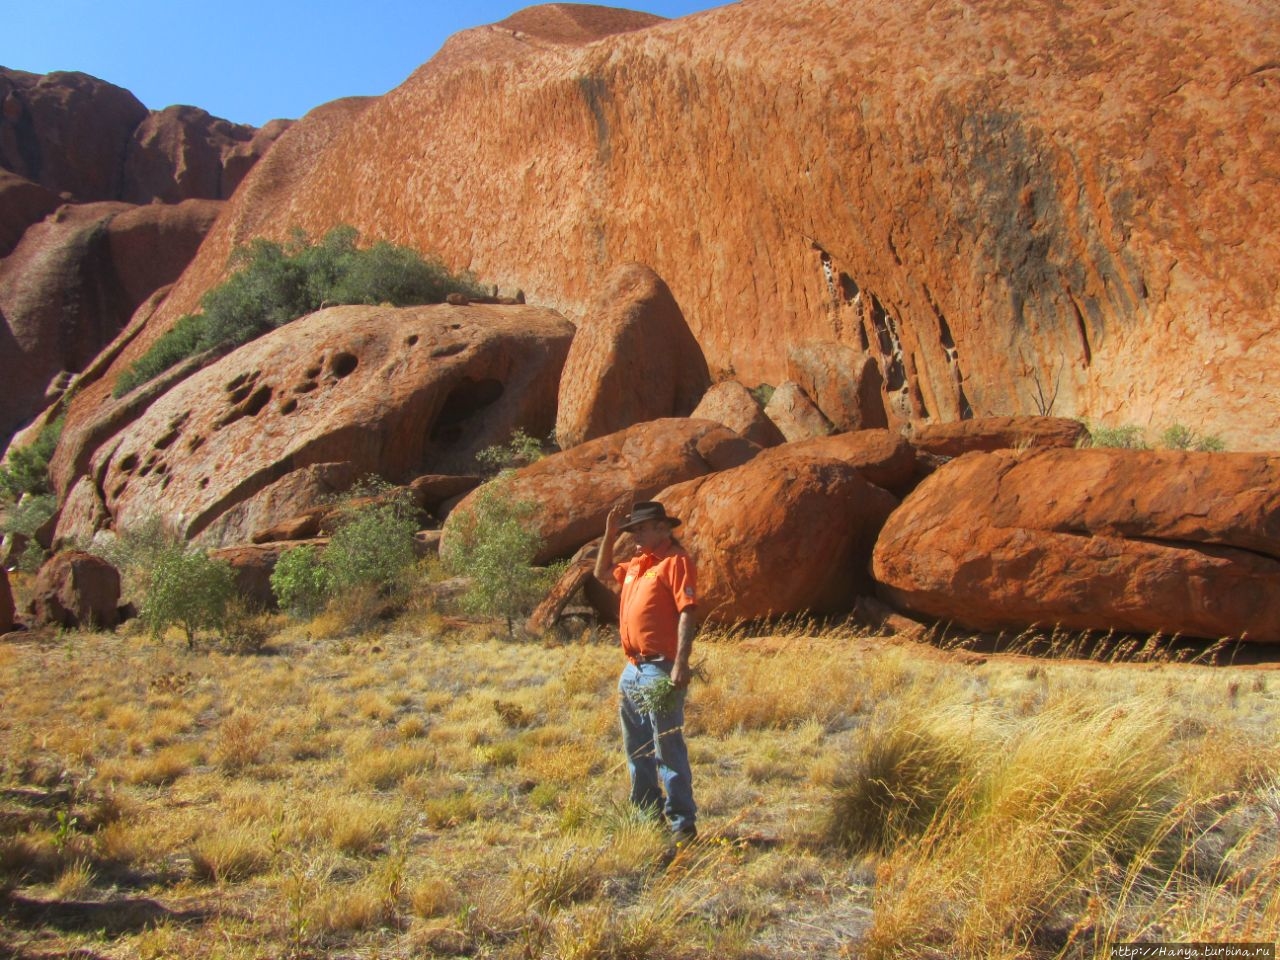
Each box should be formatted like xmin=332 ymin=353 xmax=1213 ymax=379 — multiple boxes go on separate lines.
xmin=0 ymin=417 xmax=62 ymax=501
xmin=112 ymin=225 xmax=487 ymax=397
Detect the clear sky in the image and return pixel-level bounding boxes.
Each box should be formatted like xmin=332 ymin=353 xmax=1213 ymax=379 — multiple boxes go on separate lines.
xmin=4 ymin=0 xmax=728 ymax=128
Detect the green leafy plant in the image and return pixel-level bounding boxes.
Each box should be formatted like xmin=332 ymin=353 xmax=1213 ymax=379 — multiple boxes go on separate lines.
xmin=748 ymin=383 xmax=776 ymax=408
xmin=444 ymin=472 xmax=559 ymax=636
xmin=0 ymin=417 xmax=63 ymax=501
xmin=269 ymin=481 xmax=419 ymax=618
xmin=270 ymin=545 xmax=330 ymax=617
xmin=1160 ymin=423 xmax=1226 ymax=452
xmin=1086 ymin=424 xmax=1149 ymax=449
xmin=143 ymin=545 xmax=236 ymax=648
xmin=474 ymin=428 xmax=548 ymax=475
xmin=631 ymin=675 xmax=679 ymax=715
xmin=113 ymin=226 xmax=487 ymax=397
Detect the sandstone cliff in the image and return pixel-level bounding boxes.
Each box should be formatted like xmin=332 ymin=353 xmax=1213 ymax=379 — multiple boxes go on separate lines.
xmin=108 ymin=0 xmax=1280 ymax=448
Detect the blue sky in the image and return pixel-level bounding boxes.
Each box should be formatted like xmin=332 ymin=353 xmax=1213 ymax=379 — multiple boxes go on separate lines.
xmin=4 ymin=0 xmax=727 ymax=128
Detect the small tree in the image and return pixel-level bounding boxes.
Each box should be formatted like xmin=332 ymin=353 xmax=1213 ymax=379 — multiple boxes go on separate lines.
xmin=269 ymin=544 xmax=330 ymax=617
xmin=144 ymin=545 xmax=236 ymax=648
xmin=445 ymin=472 xmax=558 ymax=636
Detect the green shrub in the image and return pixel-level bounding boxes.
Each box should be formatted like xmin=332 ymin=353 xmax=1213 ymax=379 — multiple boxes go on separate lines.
xmin=1087 ymin=424 xmax=1149 ymax=449
xmin=0 ymin=418 xmax=63 ymax=500
xmin=1160 ymin=423 xmax=1225 ymax=452
xmin=474 ymin=428 xmax=548 ymax=475
xmin=323 ymin=498 xmax=418 ymax=595
xmin=269 ymin=483 xmax=419 ymax=618
xmin=748 ymin=383 xmax=776 ymax=408
xmin=444 ymin=472 xmax=560 ymax=636
xmin=270 ymin=545 xmax=330 ymax=617
xmin=113 ymin=226 xmax=487 ymax=397
xmin=143 ymin=545 xmax=236 ymax=648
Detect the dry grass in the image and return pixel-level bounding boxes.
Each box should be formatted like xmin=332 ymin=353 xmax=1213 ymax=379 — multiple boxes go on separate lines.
xmin=0 ymin=613 xmax=1276 ymax=959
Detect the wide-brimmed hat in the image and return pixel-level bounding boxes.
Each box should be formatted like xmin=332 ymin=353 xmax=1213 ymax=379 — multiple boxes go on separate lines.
xmin=619 ymin=501 xmax=682 ymax=530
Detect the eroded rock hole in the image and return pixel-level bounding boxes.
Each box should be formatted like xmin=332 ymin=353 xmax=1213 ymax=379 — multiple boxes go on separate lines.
xmin=305 ymin=365 xmax=322 ymax=379
xmin=280 ymin=398 xmax=298 ymax=415
xmin=242 ymin=385 xmax=273 ymax=417
xmin=329 ymin=352 xmax=358 ymax=378
xmin=118 ymin=453 xmax=138 ymax=473
xmin=429 ymin=378 xmax=505 ymax=444
xmin=406 ymin=334 xmax=420 ymax=347
xmin=295 ymin=381 xmax=318 ymax=394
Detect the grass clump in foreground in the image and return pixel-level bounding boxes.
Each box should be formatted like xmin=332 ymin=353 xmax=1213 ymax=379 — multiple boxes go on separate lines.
xmin=0 ymin=615 xmax=1276 ymax=959
xmin=112 ymin=225 xmax=488 ymax=397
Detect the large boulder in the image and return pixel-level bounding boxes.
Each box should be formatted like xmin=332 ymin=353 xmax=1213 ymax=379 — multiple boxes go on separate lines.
xmin=555 ymin=263 xmax=711 ymax=449
xmin=656 ymin=449 xmax=899 ymax=622
xmin=691 ymin=381 xmax=785 ymax=448
xmin=786 ymin=341 xmax=888 ymax=432
xmin=91 ymin=303 xmax=573 ymax=547
xmin=764 ymin=382 xmax=833 ymax=442
xmin=441 ymin=418 xmax=759 ymax=565
xmin=209 ymin=541 xmax=324 ymax=611
xmin=27 ymin=550 xmax=122 ymax=629
xmin=756 ymin=429 xmax=919 ymax=497
xmin=909 ymin=416 xmax=1088 ymax=459
xmin=872 ymin=448 xmax=1280 ymax=642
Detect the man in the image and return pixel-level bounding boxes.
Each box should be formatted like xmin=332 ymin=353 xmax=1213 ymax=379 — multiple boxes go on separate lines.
xmin=594 ymin=500 xmax=699 ymax=845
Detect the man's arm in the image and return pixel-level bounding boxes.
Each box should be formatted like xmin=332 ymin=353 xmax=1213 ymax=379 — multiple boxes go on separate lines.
xmin=593 ymin=503 xmax=629 ymax=584
xmin=672 ymin=609 xmax=697 ymax=689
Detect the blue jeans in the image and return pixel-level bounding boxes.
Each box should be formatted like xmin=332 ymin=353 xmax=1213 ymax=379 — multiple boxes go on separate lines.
xmin=618 ymin=661 xmax=696 ymax=835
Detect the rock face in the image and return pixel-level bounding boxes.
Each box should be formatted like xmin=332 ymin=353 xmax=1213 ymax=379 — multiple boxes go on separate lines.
xmin=440 ymin=418 xmax=759 ymax=564
xmin=28 ymin=550 xmax=122 ymax=629
xmin=690 ymin=381 xmax=785 ymax=448
xmin=872 ymin=449 xmax=1280 ymax=642
xmin=909 ymin=416 xmax=1088 ymax=458
xmin=657 ymin=450 xmax=899 ymax=622
xmin=0 ymin=199 xmax=222 ymax=447
xmin=92 ymin=303 xmax=574 ymax=546
xmin=120 ymin=0 xmax=1280 ymax=449
xmin=555 ymin=263 xmax=710 ymax=449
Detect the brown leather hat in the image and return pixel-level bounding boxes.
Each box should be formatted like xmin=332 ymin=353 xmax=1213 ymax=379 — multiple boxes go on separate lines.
xmin=619 ymin=501 xmax=682 ymax=530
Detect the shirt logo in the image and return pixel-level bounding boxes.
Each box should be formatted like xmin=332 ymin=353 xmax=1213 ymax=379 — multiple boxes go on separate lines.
xmin=683 ymin=587 xmax=696 ymax=598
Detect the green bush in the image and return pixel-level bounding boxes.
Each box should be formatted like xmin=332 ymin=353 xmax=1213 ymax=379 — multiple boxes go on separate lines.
xmin=1160 ymin=423 xmax=1226 ymax=452
xmin=444 ymin=472 xmax=560 ymax=636
xmin=269 ymin=545 xmax=330 ymax=617
xmin=269 ymin=483 xmax=419 ymax=617
xmin=0 ymin=418 xmax=63 ymax=501
xmin=113 ymin=226 xmax=487 ymax=397
xmin=474 ymin=428 xmax=548 ymax=475
xmin=1087 ymin=424 xmax=1149 ymax=449
xmin=143 ymin=545 xmax=236 ymax=648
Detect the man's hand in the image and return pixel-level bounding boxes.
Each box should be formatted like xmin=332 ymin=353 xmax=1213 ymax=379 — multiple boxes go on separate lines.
xmin=594 ymin=502 xmax=631 ymax=583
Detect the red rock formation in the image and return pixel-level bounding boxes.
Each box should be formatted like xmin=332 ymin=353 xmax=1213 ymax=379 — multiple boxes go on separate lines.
xmin=209 ymin=541 xmax=322 ymax=611
xmin=440 ymin=418 xmax=759 ymax=565
xmin=0 ymin=200 xmax=222 ymax=447
xmin=114 ymin=0 xmax=1280 ymax=449
xmin=0 ymin=170 xmax=59 ymax=257
xmin=764 ymin=382 xmax=832 ymax=442
xmin=555 ymin=263 xmax=710 ymax=448
xmin=909 ymin=417 xmax=1089 ymax=459
xmin=124 ymin=106 xmax=289 ymax=203
xmin=690 ymin=381 xmax=785 ymax=448
xmin=657 ymin=450 xmax=899 ymax=622
xmin=757 ymin=429 xmax=919 ymax=498
xmin=27 ymin=550 xmax=122 ymax=629
xmin=786 ymin=341 xmax=888 ymax=432
xmin=93 ymin=303 xmax=572 ymax=546
xmin=0 ymin=69 xmax=148 ymax=202
xmin=872 ymin=449 xmax=1280 ymax=642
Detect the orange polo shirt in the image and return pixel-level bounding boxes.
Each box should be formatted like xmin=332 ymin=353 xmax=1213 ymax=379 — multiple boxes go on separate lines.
xmin=614 ymin=542 xmax=698 ymax=662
